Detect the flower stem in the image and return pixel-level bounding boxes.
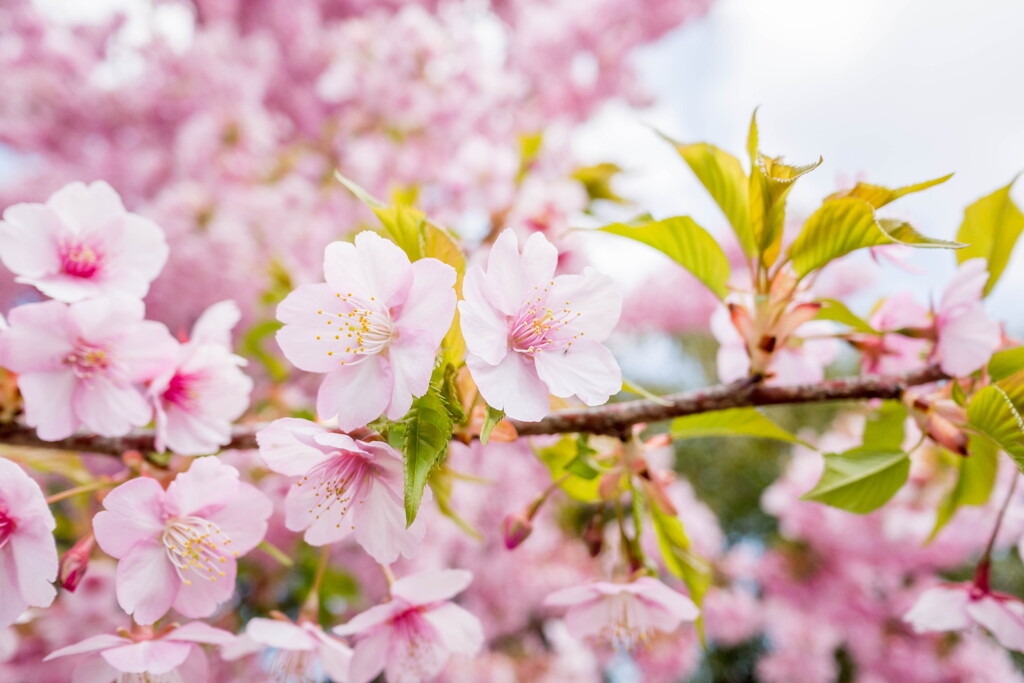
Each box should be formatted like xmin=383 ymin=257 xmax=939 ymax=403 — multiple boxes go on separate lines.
xmin=975 ymin=472 xmax=1019 ymax=592
xmin=380 ymin=563 xmax=396 ymax=587
xmin=257 ymin=541 xmax=295 ymax=568
xmin=300 ymin=547 xmax=332 ymax=622
xmin=45 ymin=479 xmax=116 ymax=505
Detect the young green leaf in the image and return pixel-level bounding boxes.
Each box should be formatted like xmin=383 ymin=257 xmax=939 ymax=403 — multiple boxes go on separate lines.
xmin=861 ymin=401 xmax=907 ymax=450
xmin=967 ymin=383 xmax=1024 ymax=472
xmin=801 ymin=448 xmax=910 ymax=514
xmin=621 ymin=378 xmax=672 ymax=406
xmin=749 ymin=154 xmax=822 ymax=266
xmin=956 ymin=178 xmax=1024 ymax=296
xmin=814 ymin=299 xmax=878 ymax=334
xmin=402 ymin=381 xmax=455 ymax=526
xmin=659 ymin=131 xmax=754 ymax=257
xmin=671 ymin=407 xmax=805 ymax=445
xmin=825 ymin=173 xmax=953 ymax=209
xmin=788 ymin=198 xmax=963 ymax=277
xmin=647 ymin=500 xmax=711 ymax=642
xmin=989 ymin=346 xmax=1024 ymax=383
xmin=480 ymin=405 xmax=505 ymax=445
xmin=600 ymin=216 xmax=731 ymax=299
xmin=534 ymin=436 xmax=602 ymax=502
xmin=929 ymin=435 xmax=998 ymax=540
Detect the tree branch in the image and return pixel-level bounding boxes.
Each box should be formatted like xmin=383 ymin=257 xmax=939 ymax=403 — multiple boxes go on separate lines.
xmin=0 ymin=364 xmax=947 ymax=456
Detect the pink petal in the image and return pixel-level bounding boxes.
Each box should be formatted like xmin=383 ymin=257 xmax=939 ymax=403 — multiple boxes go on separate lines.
xmin=385 ymin=620 xmax=449 ymax=683
xmin=113 ymin=214 xmax=169 ymax=294
xmin=9 ymin=521 xmax=58 ymax=608
xmin=47 ymin=181 xmax=124 ymax=233
xmin=384 ymin=332 xmax=436 ymax=420
xmin=334 ymin=602 xmax=404 ymax=637
xmin=73 ymin=377 xmax=152 ymax=437
xmin=936 ymin=305 xmax=1001 ymax=376
xmin=458 ymin=268 xmax=509 ymax=366
xmin=351 ymin=231 xmax=414 ymax=308
xmin=391 ymin=569 xmax=472 ymax=606
xmin=276 ymin=283 xmax=361 ymax=373
xmin=189 ymin=300 xmax=241 ymax=348
xmin=202 ymin=482 xmax=272 ymax=554
xmin=394 ymin=257 xmax=457 ymax=346
xmin=171 ymin=556 xmax=237 ymax=619
xmin=545 ymin=268 xmax=622 ymax=341
xmin=165 ymin=621 xmax=237 ymax=646
xmin=71 ymin=656 xmax=121 ymax=683
xmin=101 ymin=640 xmax=192 ymax=675
xmin=116 ymin=540 xmax=179 ymax=626
xmin=0 ymin=552 xmax=27 ymax=628
xmin=482 ymin=230 xmax=530 ymax=316
xmin=314 ymin=632 xmax=355 ymax=683
xmin=352 ymin=480 xmax=423 ymax=564
xmin=632 ymin=577 xmax=700 ymax=623
xmin=316 ymin=356 xmax=393 ymax=431
xmin=967 ymin=596 xmax=1024 ymax=651
xmin=903 ymin=585 xmax=971 ymax=633
xmin=19 ymin=370 xmax=79 ymax=441
xmin=2 ymin=300 xmax=74 ymax=372
xmin=533 ymin=340 xmax=621 ymax=406
xmin=93 ymin=477 xmax=166 ymax=558
xmin=0 ymin=203 xmax=62 ymax=277
xmin=119 ymin=320 xmax=179 ymax=382
xmin=544 ymin=584 xmax=601 ymax=608
xmin=46 ymin=634 xmax=130 ymax=660
xmin=165 ymin=457 xmax=240 ymax=518
xmin=246 ymin=618 xmax=316 ymax=650
xmin=466 ymin=350 xmax=550 ymax=422
xmin=940 ymin=258 xmax=988 ymax=312
xmin=421 ymin=603 xmax=484 ymax=656
xmin=347 ymin=628 xmax=390 ymax=683
xmin=321 ymin=240 xmax=379 ymax=305
xmin=256 ymin=418 xmax=332 ymax=477
xmin=66 ymin=296 xmax=144 ymax=342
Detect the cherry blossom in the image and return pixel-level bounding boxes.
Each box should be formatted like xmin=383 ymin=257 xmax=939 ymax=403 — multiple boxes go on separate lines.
xmin=92 ymin=458 xmax=272 ymax=625
xmin=857 ymin=292 xmax=930 ymax=375
xmin=256 ymin=418 xmax=424 ymax=563
xmin=0 ymin=297 xmax=177 ymax=440
xmin=0 ymin=181 xmax=168 ymax=303
xmin=44 ymin=621 xmax=235 ymax=683
xmin=905 ymin=583 xmax=1024 ymax=651
xmin=334 ymin=569 xmax=484 ymax=683
xmin=222 ymin=616 xmax=352 ymax=683
xmin=543 ymin=577 xmax=699 ymax=648
xmin=148 ymin=301 xmax=253 ymax=456
xmin=276 ymin=231 xmax=456 ymax=430
xmin=0 ymin=457 xmax=58 ymax=629
xmin=933 ymin=258 xmax=1002 ymax=376
xmin=460 ymin=229 xmax=622 ymax=421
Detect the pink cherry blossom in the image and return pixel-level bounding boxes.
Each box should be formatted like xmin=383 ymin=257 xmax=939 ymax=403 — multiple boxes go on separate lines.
xmin=933 ymin=258 xmax=1001 ymax=376
xmin=333 ymin=569 xmax=484 ymax=683
xmin=0 ymin=181 xmax=168 ymax=302
xmin=0 ymin=297 xmax=177 ymax=440
xmin=148 ymin=301 xmax=253 ymax=456
xmin=276 ymin=231 xmax=456 ymax=430
xmin=222 ymin=617 xmax=352 ymax=683
xmin=858 ymin=292 xmax=931 ymax=375
xmin=45 ymin=621 xmax=234 ymax=683
xmin=905 ymin=583 xmax=1024 ymax=651
xmin=256 ymin=418 xmax=424 ymax=563
xmin=543 ymin=577 xmax=699 ymax=648
xmin=0 ymin=457 xmax=58 ymax=629
xmin=92 ymin=458 xmax=272 ymax=625
xmin=459 ymin=229 xmax=622 ymax=421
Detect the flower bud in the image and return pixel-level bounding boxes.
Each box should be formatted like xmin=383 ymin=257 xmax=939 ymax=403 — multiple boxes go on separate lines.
xmin=501 ymin=510 xmax=533 ymax=550
xmin=60 ymin=533 xmax=95 ymax=592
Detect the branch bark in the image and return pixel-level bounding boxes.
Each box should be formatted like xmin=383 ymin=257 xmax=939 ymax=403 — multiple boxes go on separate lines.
xmin=0 ymin=364 xmax=947 ymax=457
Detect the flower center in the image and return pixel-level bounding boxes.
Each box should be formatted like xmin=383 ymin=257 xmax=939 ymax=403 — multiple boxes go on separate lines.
xmin=0 ymin=509 xmax=15 ymax=548
xmin=267 ymin=648 xmax=320 ymax=683
xmin=297 ymin=452 xmax=373 ymax=528
xmin=116 ymin=672 xmax=182 ymax=683
xmin=163 ymin=371 xmax=203 ymax=411
xmin=63 ymin=340 xmax=111 ymax=379
xmin=161 ymin=516 xmax=236 ymax=586
xmin=597 ymin=593 xmax=651 ymax=649
xmin=315 ymin=296 xmax=397 ymax=366
xmin=509 ymin=291 xmax=582 ymax=355
xmin=59 ymin=241 xmax=101 ymax=279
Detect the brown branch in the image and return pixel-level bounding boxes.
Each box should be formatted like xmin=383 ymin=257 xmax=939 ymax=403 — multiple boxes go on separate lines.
xmin=0 ymin=364 xmax=948 ymax=457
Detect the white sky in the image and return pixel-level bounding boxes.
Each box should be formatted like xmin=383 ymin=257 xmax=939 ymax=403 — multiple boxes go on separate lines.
xmin=576 ymin=0 xmax=1024 ymax=329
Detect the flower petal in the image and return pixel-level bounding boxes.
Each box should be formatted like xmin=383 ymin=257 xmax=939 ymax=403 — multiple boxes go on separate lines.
xmin=316 ymin=356 xmax=393 ymax=431
xmin=533 ymin=340 xmax=621 ymax=406
xmin=116 ymin=540 xmax=179 ymax=625
xmin=466 ymin=350 xmax=550 ymax=422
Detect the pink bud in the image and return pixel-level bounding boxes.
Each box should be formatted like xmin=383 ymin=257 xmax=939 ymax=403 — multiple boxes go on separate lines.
xmin=59 ymin=533 xmax=95 ymax=592
xmin=501 ymin=510 xmax=533 ymax=550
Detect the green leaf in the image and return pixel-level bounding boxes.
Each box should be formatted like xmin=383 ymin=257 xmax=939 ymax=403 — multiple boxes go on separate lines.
xmin=621 ymin=378 xmax=671 ymax=406
xmin=660 ymin=132 xmax=754 ymax=257
xmin=801 ymin=447 xmax=910 ymax=514
xmin=534 ymin=436 xmax=602 ymax=502
xmin=749 ymin=153 xmax=822 ymax=265
xmin=746 ymin=109 xmax=759 ymax=168
xmin=862 ymin=401 xmax=907 ymax=450
xmin=480 ymin=405 xmax=505 ymax=445
xmin=967 ymin=383 xmax=1024 ymax=472
xmin=334 ymin=170 xmax=389 ymax=210
xmin=647 ymin=500 xmax=711 ymax=639
xmin=929 ymin=435 xmax=998 ymax=540
xmin=429 ymin=467 xmax=483 ymax=541
xmin=671 ymin=407 xmax=805 ymax=445
xmin=814 ymin=298 xmax=878 ymax=333
xmin=402 ymin=379 xmax=455 ymax=526
xmin=826 ymin=173 xmax=953 ymax=209
xmin=956 ymin=178 xmax=1024 ymax=296
xmin=989 ymin=347 xmax=1024 ymax=382
xmin=788 ymin=198 xmax=964 ymax=277
xmin=600 ymin=216 xmax=731 ymax=299
xmin=572 ymin=162 xmax=626 ymax=204
xmin=240 ymin=320 xmax=287 ymax=382
xmin=517 ymin=131 xmax=544 ymax=182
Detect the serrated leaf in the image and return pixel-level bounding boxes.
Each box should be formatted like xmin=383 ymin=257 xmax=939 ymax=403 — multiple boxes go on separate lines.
xmin=534 ymin=436 xmax=601 ymax=502
xmin=480 ymin=405 xmax=504 ymax=445
xmin=749 ymin=151 xmax=822 ymax=266
xmin=929 ymin=434 xmax=998 ymax=540
xmin=815 ymin=298 xmax=878 ymax=333
xmin=862 ymin=401 xmax=907 ymax=450
xmin=660 ymin=132 xmax=754 ymax=257
xmin=956 ymin=178 xmax=1024 ymax=296
xmin=967 ymin=383 xmax=1024 ymax=472
xmin=826 ymin=173 xmax=953 ymax=209
xmin=801 ymin=447 xmax=910 ymax=514
xmin=671 ymin=407 xmax=805 ymax=445
xmin=989 ymin=347 xmax=1024 ymax=382
xmin=789 ymin=198 xmax=964 ymax=277
xmin=403 ymin=381 xmax=455 ymax=526
xmin=600 ymin=216 xmax=731 ymax=299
